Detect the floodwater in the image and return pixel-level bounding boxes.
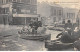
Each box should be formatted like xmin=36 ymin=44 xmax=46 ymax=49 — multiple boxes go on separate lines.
xmin=0 ymin=25 xmax=74 ymax=51
xmin=15 ymin=30 xmax=61 ymax=51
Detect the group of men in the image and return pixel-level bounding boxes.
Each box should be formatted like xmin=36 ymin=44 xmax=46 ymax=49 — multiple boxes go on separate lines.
xmin=56 ymin=19 xmax=80 ymax=50
xmin=56 ymin=20 xmax=74 ymax=42
xmin=29 ymin=21 xmax=42 ymax=34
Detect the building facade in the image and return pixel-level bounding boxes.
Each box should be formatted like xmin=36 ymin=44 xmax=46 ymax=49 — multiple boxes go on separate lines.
xmin=50 ymin=4 xmax=63 ymax=24
xmin=37 ymin=2 xmax=63 ymax=25
xmin=0 ymin=0 xmax=38 ymax=25
xmin=37 ymin=2 xmax=51 ymax=25
xmin=63 ymin=8 xmax=78 ymax=23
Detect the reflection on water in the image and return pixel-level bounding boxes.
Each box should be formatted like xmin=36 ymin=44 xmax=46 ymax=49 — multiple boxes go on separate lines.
xmin=19 ymin=30 xmax=61 ymax=51
xmin=0 ymin=29 xmax=61 ymax=51
xmin=46 ymin=30 xmax=62 ymax=40
xmin=17 ymin=37 xmax=47 ymax=51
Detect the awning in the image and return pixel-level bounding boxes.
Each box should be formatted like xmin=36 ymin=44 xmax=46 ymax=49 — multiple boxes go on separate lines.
xmin=13 ymin=14 xmax=38 ymax=18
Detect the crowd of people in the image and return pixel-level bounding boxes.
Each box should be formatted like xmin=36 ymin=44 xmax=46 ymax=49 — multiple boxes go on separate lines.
xmin=20 ymin=19 xmax=80 ymax=50
xmin=20 ymin=21 xmax=42 ymax=34
xmin=29 ymin=21 xmax=42 ymax=34
xmin=56 ymin=19 xmax=80 ymax=50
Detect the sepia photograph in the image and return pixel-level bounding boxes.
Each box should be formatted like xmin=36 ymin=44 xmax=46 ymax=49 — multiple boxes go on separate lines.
xmin=0 ymin=0 xmax=80 ymax=51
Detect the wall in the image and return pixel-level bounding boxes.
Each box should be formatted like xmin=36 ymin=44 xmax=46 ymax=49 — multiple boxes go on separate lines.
xmin=50 ymin=4 xmax=63 ymax=23
xmin=63 ymin=8 xmax=78 ymax=23
xmin=37 ymin=2 xmax=51 ymax=17
xmin=37 ymin=2 xmax=63 ymax=25
xmin=0 ymin=0 xmax=37 ymax=25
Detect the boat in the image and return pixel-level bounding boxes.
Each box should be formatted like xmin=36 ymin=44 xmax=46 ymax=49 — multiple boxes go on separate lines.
xmin=47 ymin=24 xmax=65 ymax=31
xmin=45 ymin=40 xmax=73 ymax=51
xmin=18 ymin=33 xmax=51 ymax=41
xmin=45 ymin=26 xmax=80 ymax=51
xmin=45 ymin=28 xmax=75 ymax=51
xmin=48 ymin=27 xmax=64 ymax=31
xmin=18 ymin=27 xmax=51 ymax=41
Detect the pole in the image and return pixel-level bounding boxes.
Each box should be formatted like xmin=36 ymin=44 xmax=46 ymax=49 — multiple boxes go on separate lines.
xmin=78 ymin=18 xmax=80 ymax=29
xmin=25 ymin=17 xmax=26 ymax=26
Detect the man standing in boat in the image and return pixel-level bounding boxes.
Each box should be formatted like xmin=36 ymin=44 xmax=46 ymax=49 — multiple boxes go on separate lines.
xmin=29 ymin=20 xmax=42 ymax=34
xmin=29 ymin=21 xmax=38 ymax=34
xmin=33 ymin=21 xmax=38 ymax=34
xmin=64 ymin=20 xmax=73 ymax=35
xmin=56 ymin=20 xmax=74 ymax=43
xmin=62 ymin=19 xmax=65 ymax=24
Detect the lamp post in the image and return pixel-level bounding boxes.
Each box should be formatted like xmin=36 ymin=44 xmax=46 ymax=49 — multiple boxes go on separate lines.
xmin=25 ymin=17 xmax=26 ymax=26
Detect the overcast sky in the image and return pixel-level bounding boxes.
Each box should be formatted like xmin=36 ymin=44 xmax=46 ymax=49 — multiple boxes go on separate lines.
xmin=38 ymin=0 xmax=79 ymax=2
xmin=38 ymin=0 xmax=80 ymax=8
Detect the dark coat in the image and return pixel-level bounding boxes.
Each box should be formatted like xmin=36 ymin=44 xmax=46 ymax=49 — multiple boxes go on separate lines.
xmin=73 ymin=40 xmax=80 ymax=51
xmin=64 ymin=23 xmax=73 ymax=29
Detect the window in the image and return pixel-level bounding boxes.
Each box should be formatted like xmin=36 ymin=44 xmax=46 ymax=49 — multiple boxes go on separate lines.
xmin=6 ymin=0 xmax=8 ymax=2
xmin=0 ymin=8 xmax=2 ymax=14
xmin=26 ymin=0 xmax=30 ymax=4
xmin=31 ymin=0 xmax=37 ymax=5
xmin=54 ymin=10 xmax=56 ymax=16
xmin=3 ymin=0 xmax=6 ymax=4
xmin=30 ymin=6 xmax=37 ymax=14
xmin=34 ymin=11 xmax=37 ymax=13
xmin=67 ymin=13 xmax=69 ymax=18
xmin=0 ymin=0 xmax=3 ymax=4
xmin=53 ymin=17 xmax=56 ymax=22
xmin=17 ymin=0 xmax=21 ymax=2
xmin=20 ymin=5 xmax=31 ymax=14
xmin=21 ymin=9 xmax=30 ymax=14
xmin=2 ymin=0 xmax=3 ymax=4
xmin=69 ymin=13 xmax=71 ymax=18
xmin=6 ymin=0 xmax=12 ymax=3
xmin=9 ymin=0 xmax=13 ymax=2
xmin=12 ymin=0 xmax=17 ymax=2
xmin=17 ymin=0 xmax=30 ymax=4
xmin=59 ymin=10 xmax=62 ymax=16
xmin=5 ymin=8 xmax=9 ymax=14
xmin=0 ymin=8 xmax=5 ymax=14
xmin=12 ymin=9 xmax=17 ymax=14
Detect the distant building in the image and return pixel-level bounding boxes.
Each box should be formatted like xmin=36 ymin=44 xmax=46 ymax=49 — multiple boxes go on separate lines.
xmin=0 ymin=0 xmax=38 ymax=25
xmin=50 ymin=4 xmax=63 ymax=23
xmin=63 ymin=8 xmax=78 ymax=23
xmin=76 ymin=10 xmax=80 ymax=28
xmin=37 ymin=2 xmax=51 ymax=25
xmin=37 ymin=2 xmax=63 ymax=25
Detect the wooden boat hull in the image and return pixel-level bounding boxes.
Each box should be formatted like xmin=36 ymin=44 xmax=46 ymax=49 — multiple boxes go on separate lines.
xmin=48 ymin=27 xmax=64 ymax=31
xmin=18 ymin=33 xmax=51 ymax=41
xmin=45 ymin=40 xmax=73 ymax=51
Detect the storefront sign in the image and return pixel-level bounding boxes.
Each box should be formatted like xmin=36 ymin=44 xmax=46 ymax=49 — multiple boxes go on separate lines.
xmin=13 ymin=14 xmax=38 ymax=17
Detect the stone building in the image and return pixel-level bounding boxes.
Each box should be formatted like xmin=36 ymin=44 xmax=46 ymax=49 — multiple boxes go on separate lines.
xmin=50 ymin=4 xmax=63 ymax=24
xmin=0 ymin=0 xmax=38 ymax=25
xmin=37 ymin=2 xmax=51 ymax=25
xmin=63 ymin=8 xmax=78 ymax=23
xmin=37 ymin=2 xmax=63 ymax=25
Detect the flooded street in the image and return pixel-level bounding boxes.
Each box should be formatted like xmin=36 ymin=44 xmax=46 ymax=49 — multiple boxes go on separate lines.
xmin=0 ymin=25 xmax=47 ymax=51
xmin=0 ymin=25 xmax=74 ymax=51
xmin=46 ymin=30 xmax=62 ymax=40
xmin=0 ymin=0 xmax=80 ymax=51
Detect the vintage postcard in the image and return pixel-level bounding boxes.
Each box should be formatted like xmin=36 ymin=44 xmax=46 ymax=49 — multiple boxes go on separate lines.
xmin=0 ymin=0 xmax=80 ymax=51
